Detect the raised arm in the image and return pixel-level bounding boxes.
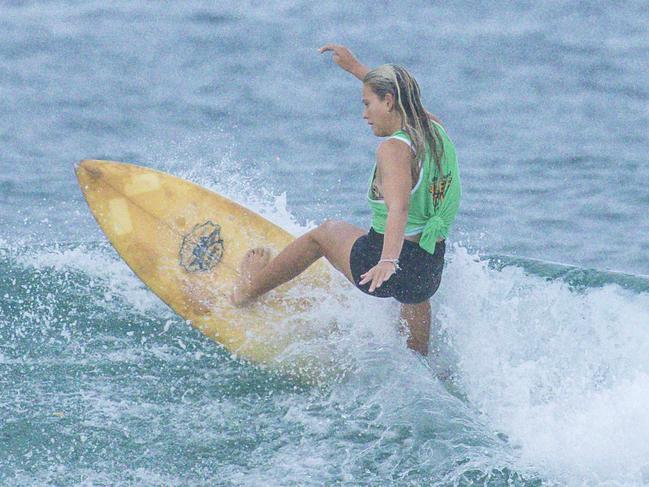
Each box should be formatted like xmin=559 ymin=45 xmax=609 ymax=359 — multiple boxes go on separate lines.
xmin=318 ymin=44 xmax=370 ymax=81
xmin=319 ymin=44 xmax=443 ymax=125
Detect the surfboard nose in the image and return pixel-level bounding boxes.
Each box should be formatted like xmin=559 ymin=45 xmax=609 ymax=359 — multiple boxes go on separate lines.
xmin=76 ymin=159 xmax=104 ymax=181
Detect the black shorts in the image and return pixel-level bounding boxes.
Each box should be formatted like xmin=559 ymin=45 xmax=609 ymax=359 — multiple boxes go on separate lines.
xmin=349 ymin=228 xmax=446 ymax=304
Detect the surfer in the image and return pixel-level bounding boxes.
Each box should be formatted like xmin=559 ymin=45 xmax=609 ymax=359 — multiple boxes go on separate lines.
xmin=233 ymin=44 xmax=461 ymax=356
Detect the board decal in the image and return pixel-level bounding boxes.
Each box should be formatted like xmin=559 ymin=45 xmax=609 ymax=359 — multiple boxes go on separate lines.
xmin=179 ymin=221 xmax=224 ymax=272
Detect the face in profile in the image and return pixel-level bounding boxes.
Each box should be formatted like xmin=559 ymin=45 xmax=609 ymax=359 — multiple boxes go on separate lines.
xmin=362 ymin=84 xmax=396 ymax=137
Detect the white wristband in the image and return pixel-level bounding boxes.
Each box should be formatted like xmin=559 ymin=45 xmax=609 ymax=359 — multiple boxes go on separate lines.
xmin=378 ymin=258 xmax=401 ymax=271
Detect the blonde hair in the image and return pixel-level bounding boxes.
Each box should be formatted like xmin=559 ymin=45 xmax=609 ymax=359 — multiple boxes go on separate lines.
xmin=363 ymin=64 xmax=444 ymax=174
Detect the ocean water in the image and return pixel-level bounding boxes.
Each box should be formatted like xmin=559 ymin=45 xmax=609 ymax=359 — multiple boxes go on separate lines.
xmin=1 ymin=1 xmax=649 ymax=486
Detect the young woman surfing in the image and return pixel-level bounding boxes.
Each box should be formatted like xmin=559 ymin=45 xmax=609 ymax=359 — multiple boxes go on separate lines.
xmin=232 ymin=44 xmax=461 ymax=356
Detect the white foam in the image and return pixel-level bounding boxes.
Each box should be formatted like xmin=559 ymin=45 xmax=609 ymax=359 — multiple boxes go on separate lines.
xmin=152 ymin=136 xmax=316 ymax=237
xmin=16 ymin=244 xmax=170 ymax=316
xmin=10 ymin=145 xmax=649 ymax=485
xmin=439 ymin=246 xmax=649 ymax=485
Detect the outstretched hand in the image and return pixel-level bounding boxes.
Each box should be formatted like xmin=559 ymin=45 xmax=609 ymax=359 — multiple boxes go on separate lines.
xmin=318 ymin=44 xmax=368 ymax=80
xmin=359 ymin=261 xmax=397 ymax=293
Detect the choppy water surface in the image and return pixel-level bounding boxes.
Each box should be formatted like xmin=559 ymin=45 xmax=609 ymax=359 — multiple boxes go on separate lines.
xmin=2 ymin=1 xmax=649 ymax=486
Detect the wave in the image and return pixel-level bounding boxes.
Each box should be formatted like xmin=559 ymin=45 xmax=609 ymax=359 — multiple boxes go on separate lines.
xmin=485 ymin=252 xmax=649 ymax=293
xmin=2 ymin=237 xmax=648 ymax=485
xmin=439 ymin=246 xmax=649 ymax=485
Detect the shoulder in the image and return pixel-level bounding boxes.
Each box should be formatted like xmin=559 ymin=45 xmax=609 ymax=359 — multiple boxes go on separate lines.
xmin=375 ymin=139 xmax=414 ymax=183
xmin=376 ymin=137 xmax=414 ymax=166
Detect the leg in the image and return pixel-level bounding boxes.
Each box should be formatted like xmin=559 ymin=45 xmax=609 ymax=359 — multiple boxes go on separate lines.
xmin=232 ymin=220 xmax=365 ymax=306
xmin=400 ymin=300 xmax=431 ymax=355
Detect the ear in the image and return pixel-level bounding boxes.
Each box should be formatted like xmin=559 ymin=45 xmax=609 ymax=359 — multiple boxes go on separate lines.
xmin=383 ymin=92 xmax=395 ymax=111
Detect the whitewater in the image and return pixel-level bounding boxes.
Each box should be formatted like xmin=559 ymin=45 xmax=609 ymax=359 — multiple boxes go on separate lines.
xmin=2 ymin=2 xmax=649 ymax=485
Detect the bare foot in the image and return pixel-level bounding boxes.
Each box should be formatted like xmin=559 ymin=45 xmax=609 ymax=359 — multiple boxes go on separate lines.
xmin=231 ymin=248 xmax=271 ymax=306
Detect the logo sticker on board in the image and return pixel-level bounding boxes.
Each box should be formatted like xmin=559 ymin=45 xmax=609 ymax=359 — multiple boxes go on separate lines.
xmin=179 ymin=221 xmax=224 ymax=272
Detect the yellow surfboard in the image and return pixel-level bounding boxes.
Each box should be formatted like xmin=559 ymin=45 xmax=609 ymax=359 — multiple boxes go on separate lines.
xmin=76 ymin=160 xmax=339 ymax=378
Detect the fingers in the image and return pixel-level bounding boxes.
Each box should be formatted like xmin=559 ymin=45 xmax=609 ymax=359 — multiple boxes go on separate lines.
xmin=359 ymin=265 xmax=395 ymax=293
xmin=369 ymin=276 xmax=381 ymax=293
xmin=368 ymin=272 xmax=386 ymax=293
xmin=318 ymin=44 xmax=349 ymax=55
xmin=318 ymin=43 xmax=339 ymax=53
xmin=358 ymin=269 xmax=372 ymax=286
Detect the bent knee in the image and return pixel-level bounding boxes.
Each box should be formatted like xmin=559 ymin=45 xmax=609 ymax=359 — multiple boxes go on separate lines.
xmin=316 ymin=219 xmax=343 ymax=234
xmin=310 ymin=219 xmax=352 ymax=249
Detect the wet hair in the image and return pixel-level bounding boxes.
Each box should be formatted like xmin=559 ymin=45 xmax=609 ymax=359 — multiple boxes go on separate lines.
xmin=363 ymin=64 xmax=444 ymax=174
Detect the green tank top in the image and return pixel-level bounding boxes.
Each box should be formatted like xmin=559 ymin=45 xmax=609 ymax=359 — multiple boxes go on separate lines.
xmin=367 ymin=122 xmax=461 ymax=254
